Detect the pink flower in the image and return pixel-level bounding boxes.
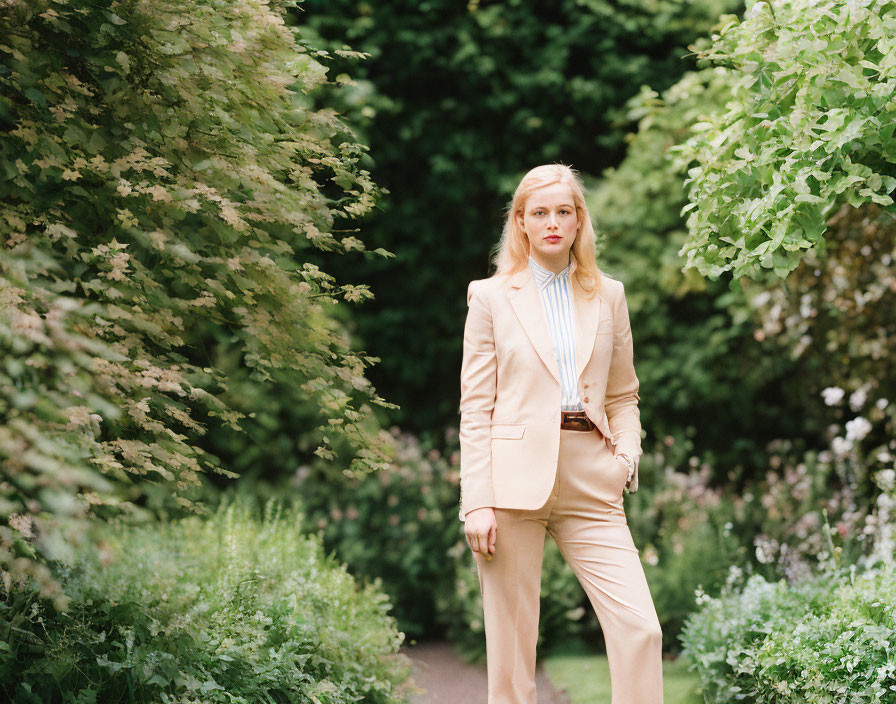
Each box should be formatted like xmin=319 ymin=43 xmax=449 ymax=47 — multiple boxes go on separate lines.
xmin=388 ymin=515 xmax=400 ymax=526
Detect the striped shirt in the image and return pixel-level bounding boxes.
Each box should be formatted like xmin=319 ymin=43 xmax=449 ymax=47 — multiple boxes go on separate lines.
xmin=528 ymin=253 xmax=583 ymax=411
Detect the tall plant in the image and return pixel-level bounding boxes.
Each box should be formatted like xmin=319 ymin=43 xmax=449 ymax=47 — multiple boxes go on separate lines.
xmin=0 ymin=0 xmax=392 ymax=605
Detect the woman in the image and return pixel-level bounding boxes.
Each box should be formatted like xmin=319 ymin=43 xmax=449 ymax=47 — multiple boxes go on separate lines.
xmin=458 ymin=163 xmax=663 ymax=703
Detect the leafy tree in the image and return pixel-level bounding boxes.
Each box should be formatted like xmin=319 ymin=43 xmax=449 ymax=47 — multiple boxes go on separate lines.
xmin=588 ymin=64 xmax=818 ymax=476
xmin=672 ymin=0 xmax=896 ymax=281
xmin=0 ymin=0 xmax=392 ymax=604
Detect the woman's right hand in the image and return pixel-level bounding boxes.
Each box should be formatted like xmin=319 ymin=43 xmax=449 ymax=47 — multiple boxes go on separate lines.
xmin=464 ymin=507 xmax=497 ymax=560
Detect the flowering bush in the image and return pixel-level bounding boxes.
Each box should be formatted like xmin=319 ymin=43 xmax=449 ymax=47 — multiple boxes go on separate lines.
xmin=680 ymin=451 xmax=896 ymax=701
xmin=680 ymin=562 xmax=896 ymax=703
xmin=742 ymin=202 xmax=896 ymax=578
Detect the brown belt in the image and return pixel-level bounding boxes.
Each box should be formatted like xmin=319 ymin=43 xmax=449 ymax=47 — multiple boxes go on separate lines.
xmin=560 ymin=410 xmax=596 ymax=431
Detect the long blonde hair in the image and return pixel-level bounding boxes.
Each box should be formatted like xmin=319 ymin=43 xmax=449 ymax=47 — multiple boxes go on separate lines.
xmin=491 ymin=163 xmax=603 ymax=297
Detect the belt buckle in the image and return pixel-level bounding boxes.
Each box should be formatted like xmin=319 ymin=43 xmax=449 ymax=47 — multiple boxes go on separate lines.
xmin=563 ymin=412 xmax=589 ymax=431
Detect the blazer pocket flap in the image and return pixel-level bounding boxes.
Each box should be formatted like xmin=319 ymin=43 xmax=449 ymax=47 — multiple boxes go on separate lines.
xmin=490 ymin=423 xmax=526 ymax=439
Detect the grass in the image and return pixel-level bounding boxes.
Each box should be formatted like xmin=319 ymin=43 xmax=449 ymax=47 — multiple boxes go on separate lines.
xmin=542 ymin=639 xmax=703 ymax=704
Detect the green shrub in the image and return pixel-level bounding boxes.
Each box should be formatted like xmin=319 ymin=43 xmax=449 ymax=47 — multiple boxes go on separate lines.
xmin=0 ymin=497 xmax=411 ymax=703
xmin=292 ymin=426 xmax=467 ymax=639
xmin=680 ymin=564 xmax=896 ymax=703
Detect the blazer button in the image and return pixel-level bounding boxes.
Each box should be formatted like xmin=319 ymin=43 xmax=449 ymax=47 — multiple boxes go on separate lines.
xmin=583 ymin=396 xmax=589 ymax=403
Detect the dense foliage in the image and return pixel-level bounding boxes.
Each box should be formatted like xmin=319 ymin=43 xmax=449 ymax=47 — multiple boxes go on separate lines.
xmin=673 ymin=0 xmax=896 ymax=281
xmin=747 ymin=203 xmax=896 ymax=496
xmin=588 ymin=65 xmax=819 ymax=473
xmin=0 ymin=498 xmax=412 ymax=703
xmin=294 ymin=0 xmax=745 ymax=432
xmin=587 ymin=0 xmax=896 ymax=589
xmin=0 ymin=0 xmax=394 ymax=602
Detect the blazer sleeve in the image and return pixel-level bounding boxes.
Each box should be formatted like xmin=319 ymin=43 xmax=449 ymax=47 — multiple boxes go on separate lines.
xmin=457 ymin=279 xmax=498 ymax=521
xmin=605 ymin=279 xmax=643 ymax=492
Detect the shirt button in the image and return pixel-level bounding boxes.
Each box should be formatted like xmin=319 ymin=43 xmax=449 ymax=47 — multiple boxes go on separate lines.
xmin=583 ymin=396 xmax=590 ymax=403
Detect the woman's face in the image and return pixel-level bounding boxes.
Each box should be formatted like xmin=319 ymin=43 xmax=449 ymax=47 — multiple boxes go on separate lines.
xmin=516 ymin=182 xmax=579 ymax=268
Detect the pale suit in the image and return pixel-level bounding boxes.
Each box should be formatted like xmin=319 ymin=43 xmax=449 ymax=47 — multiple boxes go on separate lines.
xmin=458 ymin=255 xmax=663 ymax=703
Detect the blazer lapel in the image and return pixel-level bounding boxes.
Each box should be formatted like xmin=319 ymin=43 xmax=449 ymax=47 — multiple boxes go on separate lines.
xmin=506 ymin=267 xmax=561 ymax=384
xmin=505 ymin=260 xmax=608 ymax=387
xmin=572 ymin=278 xmax=605 ymax=381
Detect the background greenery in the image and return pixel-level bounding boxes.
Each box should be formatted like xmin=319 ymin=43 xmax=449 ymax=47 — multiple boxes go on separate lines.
xmin=293 ymin=0 xmax=746 ymax=433
xmin=3 ymin=0 xmax=896 ymax=702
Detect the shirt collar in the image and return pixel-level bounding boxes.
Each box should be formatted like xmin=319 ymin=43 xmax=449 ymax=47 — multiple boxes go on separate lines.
xmin=528 ymin=252 xmax=572 ymax=291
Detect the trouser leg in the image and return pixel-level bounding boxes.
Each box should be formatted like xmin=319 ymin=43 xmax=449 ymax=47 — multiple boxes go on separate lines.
xmin=475 ymin=506 xmax=550 ymax=704
xmin=549 ymin=428 xmax=664 ymax=704
xmin=551 ymin=518 xmax=663 ymax=703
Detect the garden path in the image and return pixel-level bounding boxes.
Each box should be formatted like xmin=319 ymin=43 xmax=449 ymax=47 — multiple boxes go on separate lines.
xmin=399 ymin=641 xmax=571 ymax=704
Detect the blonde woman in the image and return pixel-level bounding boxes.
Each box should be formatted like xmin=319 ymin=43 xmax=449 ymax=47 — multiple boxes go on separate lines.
xmin=459 ymin=163 xmax=663 ymax=703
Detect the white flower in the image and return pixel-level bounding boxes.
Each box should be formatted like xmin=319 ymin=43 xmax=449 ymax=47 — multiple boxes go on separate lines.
xmin=876 ymin=469 xmax=896 ymax=492
xmin=850 ymin=387 xmax=868 ymax=411
xmin=845 ymin=417 xmax=873 ymax=442
xmin=832 ymin=436 xmax=854 ymax=456
xmin=726 ymin=563 xmax=744 ymax=587
xmin=694 ymin=586 xmax=710 ymax=606
xmin=754 ymin=537 xmax=779 ymax=565
xmin=876 ymin=398 xmax=889 ymax=410
xmin=799 ymin=294 xmax=814 ymax=319
xmin=821 ymin=387 xmax=845 ymax=406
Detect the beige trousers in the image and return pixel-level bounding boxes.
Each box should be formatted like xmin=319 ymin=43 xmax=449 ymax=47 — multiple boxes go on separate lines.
xmin=474 ymin=427 xmax=663 ymax=704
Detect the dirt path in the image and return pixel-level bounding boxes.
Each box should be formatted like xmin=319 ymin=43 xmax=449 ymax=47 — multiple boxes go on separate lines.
xmin=398 ymin=641 xmax=571 ymax=704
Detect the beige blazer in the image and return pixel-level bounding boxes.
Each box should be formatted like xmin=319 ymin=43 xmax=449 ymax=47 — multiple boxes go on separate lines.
xmin=458 ymin=256 xmax=643 ymax=522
